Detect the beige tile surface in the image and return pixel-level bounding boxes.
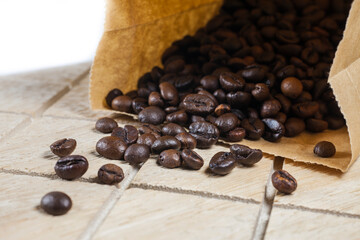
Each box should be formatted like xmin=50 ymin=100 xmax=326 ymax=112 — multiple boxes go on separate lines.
xmin=94 ymin=188 xmax=259 ymax=240
xmin=0 ymin=172 xmax=114 ymax=240
xmin=133 ymin=145 xmax=273 ymax=202
xmin=0 ymin=116 xmax=133 ymax=181
xmin=266 ymin=207 xmax=360 ymax=240
xmin=0 ymin=113 xmax=30 ymax=141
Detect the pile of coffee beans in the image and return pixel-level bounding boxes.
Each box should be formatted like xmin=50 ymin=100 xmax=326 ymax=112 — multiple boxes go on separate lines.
xmin=105 ymin=0 xmax=351 ymax=146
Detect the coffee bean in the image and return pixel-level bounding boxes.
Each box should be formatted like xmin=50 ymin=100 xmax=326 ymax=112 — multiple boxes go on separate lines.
xmin=241 ymin=118 xmax=265 ymax=140
xmin=132 ymin=98 xmax=148 ymax=114
xmin=274 ymin=94 xmax=291 ymax=114
xmin=96 ymin=136 xmax=127 ymax=160
xmin=252 ymin=83 xmax=270 ymax=101
xmin=161 ymin=123 xmax=186 ymax=136
xmin=50 ymin=138 xmax=76 ymax=157
xmin=111 ymin=125 xmax=138 ymax=144
xmin=106 ymin=89 xmax=123 ymax=108
xmin=200 ymin=75 xmax=219 ymax=92
xmin=148 ymin=92 xmax=164 ymax=107
xmin=260 ymin=99 xmax=282 ymax=118
xmin=189 ymin=121 xmax=220 ymax=148
xmin=165 ymin=106 xmax=178 ymax=114
xmin=223 ymin=127 xmax=246 ymax=142
xmin=215 ymin=113 xmax=239 ymax=133
xmin=165 ymin=59 xmax=185 ymax=73
xmin=281 ymin=77 xmax=303 ymax=99
xmin=158 ymin=149 xmax=182 ymax=168
xmin=292 ymin=101 xmax=319 ymax=118
xmin=285 ymin=118 xmax=306 ymax=137
xmin=166 ymin=110 xmax=188 ymax=126
xmin=111 ymin=95 xmax=133 ymax=113
xmin=98 ymin=164 xmax=124 ymax=185
xmin=159 ymin=82 xmax=179 ymax=106
xmin=151 ymin=136 xmax=181 ymax=154
xmin=314 ymin=141 xmax=336 ymax=158
xmin=181 ymin=149 xmax=204 ymax=170
xmin=324 ymin=116 xmax=345 ymax=130
xmin=175 ymin=132 xmax=197 ymax=149
xmin=40 ymin=191 xmax=72 ymax=216
xmin=241 ymin=64 xmax=267 ymax=82
xmin=138 ymin=106 xmax=166 ymax=125
xmin=95 ymin=117 xmax=118 ymax=133
xmin=219 ymin=72 xmax=245 ymax=92
xmin=262 ymin=118 xmax=285 ymax=142
xmin=214 ymin=104 xmax=231 ymax=116
xmin=272 ymin=170 xmax=297 ymax=194
xmin=230 ymin=144 xmax=263 ymax=166
xmin=213 ymin=89 xmax=226 ymax=103
xmin=182 ymin=94 xmax=216 ymax=116
xmin=306 ymin=118 xmax=328 ymax=132
xmin=190 ymin=115 xmax=206 ymax=123
xmin=226 ymin=91 xmax=252 ymax=108
xmin=209 ymin=152 xmax=236 ymax=175
xmin=54 ymin=155 xmax=88 ymax=180
xmin=138 ymin=123 xmax=162 ymax=138
xmin=198 ymin=90 xmax=219 ymax=106
xmin=137 ymin=133 xmax=157 ymax=148
xmin=274 ymin=112 xmax=287 ymax=124
xmin=124 ymin=144 xmax=150 ymax=165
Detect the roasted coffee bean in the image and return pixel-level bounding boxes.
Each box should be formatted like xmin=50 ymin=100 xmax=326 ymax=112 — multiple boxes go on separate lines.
xmin=181 ymin=149 xmax=204 ymax=170
xmin=158 ymin=149 xmax=182 ymax=168
xmin=274 ymin=112 xmax=287 ymax=124
xmin=219 ymin=72 xmax=245 ymax=92
xmin=165 ymin=59 xmax=185 ymax=73
xmin=50 ymin=138 xmax=76 ymax=157
xmin=215 ymin=113 xmax=239 ymax=133
xmin=54 ymin=155 xmax=88 ymax=180
xmin=260 ymin=99 xmax=282 ymax=118
xmin=138 ymin=106 xmax=166 ymax=125
xmin=189 ymin=121 xmax=220 ymax=148
xmin=252 ymin=83 xmax=270 ymax=101
xmin=40 ymin=191 xmax=72 ymax=216
xmin=230 ymin=144 xmax=263 ymax=166
xmin=166 ymin=110 xmax=188 ymax=126
xmin=262 ymin=118 xmax=285 ymax=142
xmin=325 ymin=116 xmax=345 ymax=130
xmin=198 ymin=90 xmax=219 ymax=106
xmin=285 ymin=118 xmax=306 ymax=137
xmin=241 ymin=118 xmax=265 ymax=140
xmin=301 ymin=47 xmax=319 ymax=65
xmin=274 ymin=94 xmax=291 ymax=114
xmin=124 ymin=144 xmax=150 ymax=165
xmin=175 ymin=132 xmax=197 ymax=149
xmin=132 ymin=98 xmax=148 ymax=114
xmin=165 ymin=106 xmax=178 ymax=114
xmin=241 ymin=64 xmax=267 ymax=82
xmin=223 ymin=127 xmax=246 ymax=142
xmin=151 ymin=136 xmax=181 ymax=154
xmin=226 ymin=91 xmax=252 ymax=108
xmin=306 ymin=118 xmax=328 ymax=132
xmin=281 ymin=77 xmax=303 ymax=99
xmin=190 ymin=115 xmax=205 ymax=123
xmin=137 ymin=87 xmax=151 ymax=98
xmin=159 ymin=82 xmax=179 ymax=106
xmin=213 ymin=89 xmax=226 ymax=103
xmin=200 ymin=75 xmax=219 ymax=92
xmin=161 ymin=123 xmax=186 ymax=136
xmin=111 ymin=95 xmax=133 ymax=113
xmin=272 ymin=170 xmax=297 ymax=194
xmin=148 ymin=92 xmax=164 ymax=107
xmin=209 ymin=152 xmax=236 ymax=175
xmin=95 ymin=117 xmax=118 ymax=133
xmin=292 ymin=101 xmax=319 ymax=118
xmin=138 ymin=123 xmax=162 ymax=138
xmin=98 ymin=164 xmax=124 ymax=185
xmin=182 ymin=94 xmax=216 ymax=116
xmin=293 ymin=91 xmax=312 ymax=104
xmin=137 ymin=133 xmax=157 ymax=148
xmin=231 ymin=109 xmax=247 ymax=120
xmin=96 ymin=136 xmax=127 ymax=160
xmin=111 ymin=125 xmax=138 ymax=144
xmin=314 ymin=141 xmax=336 ymax=158
xmin=206 ymin=115 xmax=217 ymax=124
xmin=106 ymin=88 xmax=123 ymax=108
xmin=214 ymin=104 xmax=231 ymax=116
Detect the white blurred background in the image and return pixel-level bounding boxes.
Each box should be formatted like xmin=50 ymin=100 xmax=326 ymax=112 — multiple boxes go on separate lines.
xmin=0 ymin=0 xmax=105 ymax=75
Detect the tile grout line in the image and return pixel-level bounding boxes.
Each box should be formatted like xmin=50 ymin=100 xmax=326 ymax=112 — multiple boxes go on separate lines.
xmin=0 ymin=117 xmax=32 ymax=145
xmin=77 ymin=166 xmax=140 ymax=240
xmin=252 ymin=156 xmax=284 ymax=240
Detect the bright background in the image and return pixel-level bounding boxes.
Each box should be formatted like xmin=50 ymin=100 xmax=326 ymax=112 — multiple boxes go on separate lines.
xmin=0 ymin=0 xmax=105 ymax=75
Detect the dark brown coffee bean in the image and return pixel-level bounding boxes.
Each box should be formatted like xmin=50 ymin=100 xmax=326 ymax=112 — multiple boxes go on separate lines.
xmin=50 ymin=138 xmax=76 ymax=157
xmin=215 ymin=113 xmax=239 ymax=133
xmin=132 ymin=98 xmax=148 ymax=114
xmin=292 ymin=101 xmax=319 ymax=118
xmin=209 ymin=152 xmax=236 ymax=175
xmin=241 ymin=118 xmax=265 ymax=140
xmin=106 ymin=88 xmax=123 ymax=108
xmin=111 ymin=125 xmax=138 ymax=144
xmin=219 ymin=72 xmax=245 ymax=92
xmin=164 ymin=106 xmax=178 ymax=114
xmin=260 ymin=99 xmax=282 ymax=118
xmin=272 ymin=170 xmax=297 ymax=194
xmin=230 ymin=144 xmax=263 ymax=166
xmin=148 ymin=92 xmax=164 ymax=107
xmin=241 ymin=64 xmax=267 ymax=82
xmin=306 ymin=118 xmax=328 ymax=132
xmin=301 ymin=47 xmax=319 ymax=65
xmin=274 ymin=112 xmax=287 ymax=124
xmin=314 ymin=141 xmax=336 ymax=158
xmin=165 ymin=59 xmax=185 ymax=73
xmin=111 ymin=95 xmax=133 ymax=113
xmin=276 ymin=30 xmax=299 ymax=44
xmin=138 ymin=106 xmax=166 ymax=125
xmin=166 ymin=110 xmax=188 ymax=126
xmin=293 ymin=91 xmax=312 ymax=104
xmin=285 ymin=118 xmax=306 ymax=137
xmin=182 ymin=94 xmax=216 ymax=116
xmin=226 ymin=91 xmax=252 ymax=108
xmin=276 ymin=65 xmax=297 ymax=79
xmin=274 ymin=94 xmax=291 ymax=113
xmin=137 ymin=133 xmax=157 ymax=148
xmin=190 ymin=115 xmax=206 ymax=123
xmin=206 ymin=115 xmax=217 ymax=125
xmin=151 ymin=136 xmax=181 ymax=154
xmin=124 ymin=144 xmax=150 ymax=165
xmin=262 ymin=118 xmax=285 ymax=142
xmin=54 ymin=155 xmax=88 ymax=180
xmin=161 ymin=123 xmax=186 ymax=136
xmin=214 ymin=104 xmax=231 ymax=116
xmin=95 ymin=117 xmax=118 ymax=133
xmin=324 ymin=116 xmax=345 ymax=130
xmin=138 ymin=123 xmax=162 ymax=138
xmin=189 ymin=121 xmax=220 ymax=148
xmin=40 ymin=191 xmax=72 ymax=216
xmin=281 ymin=77 xmax=303 ymax=99
xmin=252 ymin=83 xmax=270 ymax=101
xmin=158 ymin=149 xmax=182 ymax=168
xmin=200 ymin=75 xmax=219 ymax=92
xmin=181 ymin=149 xmax=204 ymax=170
xmin=213 ymin=89 xmax=226 ymax=103
xmin=197 ymin=90 xmax=219 ymax=106
xmin=159 ymin=82 xmax=179 ymax=106
xmin=98 ymin=164 xmax=124 ymax=185
xmin=175 ymin=132 xmax=197 ymax=149
xmin=223 ymin=127 xmax=246 ymax=142
xmin=96 ymin=136 xmax=127 ymax=160
xmin=137 ymin=88 xmax=151 ymax=98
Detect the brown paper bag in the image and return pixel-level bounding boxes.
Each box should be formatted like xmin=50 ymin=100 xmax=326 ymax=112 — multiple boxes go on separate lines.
xmin=90 ymin=0 xmax=360 ymax=172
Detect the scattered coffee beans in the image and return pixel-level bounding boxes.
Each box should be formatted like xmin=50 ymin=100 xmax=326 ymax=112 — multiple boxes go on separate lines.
xmin=96 ymin=136 xmax=127 ymax=160
xmin=272 ymin=170 xmax=297 ymax=194
xmin=95 ymin=117 xmax=118 ymax=133
xmin=54 ymin=155 xmax=88 ymax=180
xmin=40 ymin=191 xmax=72 ymax=216
xmin=50 ymin=138 xmax=76 ymax=157
xmin=314 ymin=141 xmax=336 ymax=158
xmin=98 ymin=164 xmax=124 ymax=185
xmin=230 ymin=144 xmax=263 ymax=166
xmin=158 ymin=149 xmax=182 ymax=168
xmin=209 ymin=152 xmax=236 ymax=175
xmin=124 ymin=144 xmax=150 ymax=165
xmin=181 ymin=149 xmax=204 ymax=170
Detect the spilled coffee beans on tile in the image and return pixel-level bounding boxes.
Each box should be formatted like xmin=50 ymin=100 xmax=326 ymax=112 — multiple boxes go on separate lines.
xmin=40 ymin=191 xmax=72 ymax=216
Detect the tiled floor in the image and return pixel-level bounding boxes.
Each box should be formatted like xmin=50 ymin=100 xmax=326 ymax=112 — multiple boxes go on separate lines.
xmin=0 ymin=64 xmax=359 ymax=240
